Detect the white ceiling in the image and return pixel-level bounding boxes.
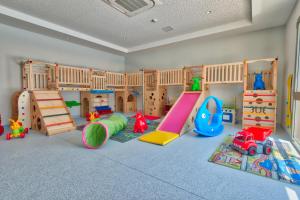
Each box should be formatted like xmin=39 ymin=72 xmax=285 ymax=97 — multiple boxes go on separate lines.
xmin=0 ymin=0 xmax=297 ymax=53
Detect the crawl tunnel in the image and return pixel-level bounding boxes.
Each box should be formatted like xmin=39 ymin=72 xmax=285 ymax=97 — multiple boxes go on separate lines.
xmin=82 ymin=113 xmax=128 ymax=149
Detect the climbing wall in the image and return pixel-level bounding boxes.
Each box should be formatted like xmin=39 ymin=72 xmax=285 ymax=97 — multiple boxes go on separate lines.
xmin=11 ymin=91 xmax=31 ymax=128
xmin=31 ymin=90 xmax=76 ymax=136
xmin=18 ymin=91 xmax=31 ymax=128
xmin=242 ymin=90 xmax=277 ymax=132
xmin=11 ymin=91 xmax=21 ymax=120
xmin=144 ymin=87 xmax=167 ymax=117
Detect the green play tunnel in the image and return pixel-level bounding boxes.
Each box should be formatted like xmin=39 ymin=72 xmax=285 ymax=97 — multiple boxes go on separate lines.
xmin=82 ymin=113 xmax=128 ymax=149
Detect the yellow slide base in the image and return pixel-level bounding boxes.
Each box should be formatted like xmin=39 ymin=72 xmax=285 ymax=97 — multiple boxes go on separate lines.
xmin=139 ymin=130 xmax=179 ymax=146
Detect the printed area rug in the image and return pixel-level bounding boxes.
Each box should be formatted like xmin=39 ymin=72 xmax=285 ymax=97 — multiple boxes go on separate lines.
xmin=209 ymin=135 xmax=300 ymax=186
xmin=110 ymin=117 xmax=159 ymax=143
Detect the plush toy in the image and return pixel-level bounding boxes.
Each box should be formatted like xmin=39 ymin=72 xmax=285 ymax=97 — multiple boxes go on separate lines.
xmin=86 ymin=112 xmax=100 ymax=122
xmin=253 ymin=73 xmax=266 ymax=90
xmin=6 ymin=119 xmax=28 ymax=140
xmin=191 ymin=77 xmax=201 ymax=91
xmin=133 ymin=112 xmax=148 ymax=133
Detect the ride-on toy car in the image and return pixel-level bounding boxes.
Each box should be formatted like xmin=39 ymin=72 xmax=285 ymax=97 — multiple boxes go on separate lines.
xmin=6 ymin=119 xmax=29 ymax=140
xmin=231 ymin=127 xmax=273 ymax=156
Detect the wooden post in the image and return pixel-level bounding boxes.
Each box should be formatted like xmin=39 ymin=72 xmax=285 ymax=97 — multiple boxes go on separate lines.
xmin=55 ymin=64 xmax=59 ymax=90
xmin=183 ymin=67 xmax=187 ymax=91
xmin=22 ymin=62 xmax=27 ymax=90
xmin=202 ymin=65 xmax=206 ymax=91
xmin=124 ymin=73 xmax=128 ymax=113
xmin=46 ymin=64 xmax=52 ymax=90
xmin=243 ymin=60 xmax=248 ymax=91
xmin=272 ymin=58 xmax=278 ymax=92
xmin=156 ymin=70 xmax=160 ymax=90
xmin=142 ymin=69 xmax=145 ymax=114
xmin=89 ymin=68 xmax=93 ymax=90
xmin=28 ymin=60 xmax=33 ymax=90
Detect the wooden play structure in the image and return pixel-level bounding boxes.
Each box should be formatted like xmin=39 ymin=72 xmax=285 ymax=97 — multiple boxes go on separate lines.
xmin=243 ymin=58 xmax=278 ymax=132
xmin=17 ymin=57 xmax=278 ymax=137
xmin=20 ymin=60 xmax=145 ymax=135
xmin=139 ymin=58 xmax=278 ymax=145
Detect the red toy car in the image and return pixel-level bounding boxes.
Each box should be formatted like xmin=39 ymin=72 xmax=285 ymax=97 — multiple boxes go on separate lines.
xmin=231 ymin=127 xmax=273 ymax=156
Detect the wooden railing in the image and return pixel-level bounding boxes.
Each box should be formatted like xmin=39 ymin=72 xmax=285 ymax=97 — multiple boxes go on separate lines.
xmin=92 ymin=75 xmax=106 ymax=90
xmin=205 ymin=62 xmax=244 ymax=84
xmin=247 ymin=70 xmax=273 ymax=90
xmin=22 ymin=61 xmax=49 ymax=90
xmin=183 ymin=66 xmax=204 ymax=91
xmin=159 ymin=68 xmax=183 ymax=85
xmin=106 ymin=72 xmax=125 ymax=86
xmin=58 ymin=65 xmax=91 ymax=86
xmin=127 ymin=72 xmax=143 ymax=86
xmin=144 ymin=72 xmax=156 ymax=88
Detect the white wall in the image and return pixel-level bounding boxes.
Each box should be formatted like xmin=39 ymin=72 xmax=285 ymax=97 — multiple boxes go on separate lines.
xmin=126 ymin=26 xmax=286 ymax=123
xmin=0 ymin=23 xmax=125 ymax=125
xmin=284 ymin=1 xmax=300 ymax=134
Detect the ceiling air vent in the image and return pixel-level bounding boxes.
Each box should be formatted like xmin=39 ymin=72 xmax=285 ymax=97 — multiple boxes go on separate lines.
xmin=103 ymin=0 xmax=158 ymax=17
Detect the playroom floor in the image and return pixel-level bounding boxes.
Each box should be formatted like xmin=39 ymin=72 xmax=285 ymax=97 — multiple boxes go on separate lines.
xmin=0 ymin=122 xmax=299 ymax=200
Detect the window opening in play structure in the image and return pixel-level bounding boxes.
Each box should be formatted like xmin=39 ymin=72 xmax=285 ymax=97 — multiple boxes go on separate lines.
xmin=127 ymin=94 xmax=134 ymax=102
xmin=37 ymin=117 xmax=42 ymax=130
xmin=117 ymin=96 xmax=124 ymax=112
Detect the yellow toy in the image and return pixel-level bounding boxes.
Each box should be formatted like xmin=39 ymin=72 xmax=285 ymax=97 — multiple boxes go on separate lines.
xmin=286 ymin=74 xmax=293 ymax=128
xmin=6 ymin=119 xmax=29 ymax=140
xmin=86 ymin=112 xmax=100 ymax=122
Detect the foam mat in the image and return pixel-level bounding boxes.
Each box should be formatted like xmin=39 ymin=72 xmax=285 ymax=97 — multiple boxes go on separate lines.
xmin=139 ymin=130 xmax=179 ymax=146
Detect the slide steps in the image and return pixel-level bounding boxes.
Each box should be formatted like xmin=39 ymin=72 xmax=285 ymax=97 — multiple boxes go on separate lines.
xmin=31 ymin=90 xmax=76 ymax=135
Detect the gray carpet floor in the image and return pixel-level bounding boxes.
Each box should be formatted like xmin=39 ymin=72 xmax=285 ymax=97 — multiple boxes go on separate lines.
xmin=0 ymin=124 xmax=299 ymax=200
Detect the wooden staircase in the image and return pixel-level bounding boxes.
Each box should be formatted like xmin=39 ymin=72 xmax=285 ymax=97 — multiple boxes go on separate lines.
xmin=242 ymin=90 xmax=277 ymax=132
xmin=31 ymin=90 xmax=76 ymax=135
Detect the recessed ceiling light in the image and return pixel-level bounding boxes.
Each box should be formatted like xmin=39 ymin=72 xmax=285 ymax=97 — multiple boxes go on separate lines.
xmin=162 ymin=26 xmax=174 ymax=32
xmin=207 ymin=10 xmax=212 ymax=14
xmin=151 ymin=18 xmax=158 ymax=23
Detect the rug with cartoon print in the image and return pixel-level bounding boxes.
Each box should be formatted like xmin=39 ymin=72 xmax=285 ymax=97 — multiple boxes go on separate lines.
xmin=209 ymin=135 xmax=300 ymax=186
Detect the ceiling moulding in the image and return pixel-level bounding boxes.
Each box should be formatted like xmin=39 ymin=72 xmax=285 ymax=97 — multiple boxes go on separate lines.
xmin=0 ymin=0 xmax=259 ymax=53
xmin=0 ymin=5 xmax=128 ymax=53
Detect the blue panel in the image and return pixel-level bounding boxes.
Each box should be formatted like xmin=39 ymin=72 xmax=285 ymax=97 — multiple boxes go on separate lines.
xmin=90 ymin=90 xmax=114 ymax=94
xmin=222 ymin=112 xmax=233 ymax=123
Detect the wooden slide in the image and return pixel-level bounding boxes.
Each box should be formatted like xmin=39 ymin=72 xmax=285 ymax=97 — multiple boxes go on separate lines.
xmin=139 ymin=91 xmax=205 ymax=145
xmin=31 ymin=90 xmax=76 ymax=136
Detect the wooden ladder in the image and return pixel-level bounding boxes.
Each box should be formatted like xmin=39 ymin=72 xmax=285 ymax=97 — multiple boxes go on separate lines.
xmin=31 ymin=90 xmax=76 ymax=135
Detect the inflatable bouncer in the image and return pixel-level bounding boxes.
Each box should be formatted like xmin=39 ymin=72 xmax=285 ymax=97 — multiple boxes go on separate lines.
xmin=82 ymin=113 xmax=128 ymax=149
xmin=194 ymin=96 xmax=224 ymax=137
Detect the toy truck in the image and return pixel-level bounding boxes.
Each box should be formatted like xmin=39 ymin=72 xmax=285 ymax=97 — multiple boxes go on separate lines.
xmin=231 ymin=127 xmax=273 ymax=156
